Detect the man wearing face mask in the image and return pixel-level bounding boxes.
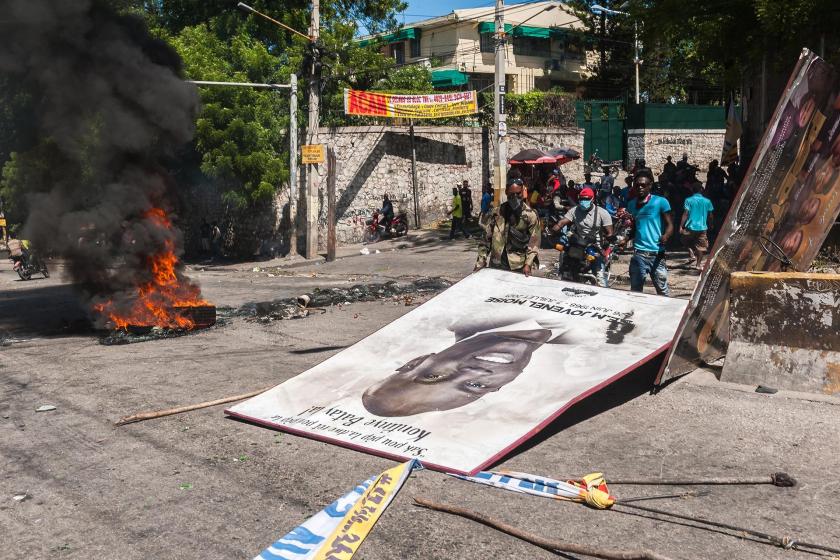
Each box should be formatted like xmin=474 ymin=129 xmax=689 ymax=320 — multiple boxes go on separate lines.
xmin=550 ymin=187 xmax=614 ymax=287
xmin=474 ymin=178 xmax=540 ymax=276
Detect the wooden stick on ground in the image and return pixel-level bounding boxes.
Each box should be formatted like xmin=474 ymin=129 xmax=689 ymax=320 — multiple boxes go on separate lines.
xmin=607 ymin=473 xmax=796 ymax=487
xmin=413 ymin=497 xmax=674 ymax=560
xmin=115 ymin=387 xmax=272 ymax=426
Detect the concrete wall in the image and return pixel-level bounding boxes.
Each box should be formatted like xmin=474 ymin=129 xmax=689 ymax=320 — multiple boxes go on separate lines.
xmin=627 ymin=128 xmax=726 ymax=171
xmin=313 ymin=125 xmax=584 ymax=246
xmin=722 ymin=272 xmax=840 ymax=394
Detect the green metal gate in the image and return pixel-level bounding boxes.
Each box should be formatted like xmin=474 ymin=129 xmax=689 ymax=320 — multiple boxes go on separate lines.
xmin=575 ymin=99 xmax=626 ymax=164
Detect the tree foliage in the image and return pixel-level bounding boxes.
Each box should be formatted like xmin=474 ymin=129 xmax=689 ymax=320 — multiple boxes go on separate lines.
xmin=565 ymin=0 xmax=840 ymax=104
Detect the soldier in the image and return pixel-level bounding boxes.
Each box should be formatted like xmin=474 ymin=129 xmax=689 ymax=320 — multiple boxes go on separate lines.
xmin=474 ymin=178 xmax=540 ymax=276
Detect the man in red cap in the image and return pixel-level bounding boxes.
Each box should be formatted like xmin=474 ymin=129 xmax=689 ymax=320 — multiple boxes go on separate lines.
xmin=551 ymin=187 xmax=614 ymax=287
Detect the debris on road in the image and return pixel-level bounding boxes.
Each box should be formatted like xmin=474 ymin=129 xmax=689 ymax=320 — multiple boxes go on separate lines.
xmin=236 ymin=277 xmax=452 ymax=323
xmin=35 ymin=405 xmax=57 ymax=412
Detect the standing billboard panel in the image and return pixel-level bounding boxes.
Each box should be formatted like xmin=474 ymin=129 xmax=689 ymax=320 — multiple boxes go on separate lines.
xmin=228 ymin=269 xmax=686 ymax=475
xmin=658 ymin=49 xmax=840 ymax=383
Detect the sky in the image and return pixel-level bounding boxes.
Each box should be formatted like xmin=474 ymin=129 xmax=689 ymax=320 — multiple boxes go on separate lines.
xmin=398 ymin=0 xmax=498 ymax=25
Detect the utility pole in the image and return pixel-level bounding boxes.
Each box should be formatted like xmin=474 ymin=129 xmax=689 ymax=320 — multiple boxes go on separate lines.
xmin=288 ymin=74 xmax=298 ymax=255
xmin=304 ymin=0 xmax=320 ymax=259
xmin=493 ymin=0 xmax=507 ymax=207
xmin=633 ymin=22 xmax=640 ymax=104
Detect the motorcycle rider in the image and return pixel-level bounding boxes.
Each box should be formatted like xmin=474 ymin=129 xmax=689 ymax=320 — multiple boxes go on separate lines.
xmin=380 ymin=194 xmax=395 ymax=233
xmin=551 ymin=187 xmax=614 ymax=287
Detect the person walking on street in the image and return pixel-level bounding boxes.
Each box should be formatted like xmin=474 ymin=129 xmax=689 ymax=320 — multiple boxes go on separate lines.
xmin=480 ymin=182 xmax=493 ymax=219
xmin=680 ymin=182 xmax=714 ymax=270
xmin=627 ymin=170 xmax=673 ymax=296
xmin=459 ymin=180 xmax=473 ymax=223
xmin=475 ymin=179 xmax=539 ymax=276
xmin=210 ymin=222 xmax=222 ymax=259
xmin=448 ymin=187 xmax=469 ymax=239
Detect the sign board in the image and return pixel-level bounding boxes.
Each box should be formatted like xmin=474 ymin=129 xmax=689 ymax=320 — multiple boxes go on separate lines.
xmin=301 ymin=144 xmax=325 ymax=164
xmin=658 ymin=49 xmax=840 ymax=383
xmin=498 ymin=122 xmax=507 ymax=137
xmin=344 ymin=89 xmax=478 ymax=119
xmin=228 ymin=269 xmax=687 ymax=475
xmin=499 ymin=85 xmax=506 ymax=94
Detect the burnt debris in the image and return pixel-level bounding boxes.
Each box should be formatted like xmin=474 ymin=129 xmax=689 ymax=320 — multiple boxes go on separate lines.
xmin=237 ymin=277 xmax=453 ymax=323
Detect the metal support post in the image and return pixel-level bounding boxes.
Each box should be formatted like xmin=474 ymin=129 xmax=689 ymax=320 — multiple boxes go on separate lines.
xmin=409 ymin=120 xmax=421 ymax=228
xmin=326 ymin=146 xmax=336 ymax=262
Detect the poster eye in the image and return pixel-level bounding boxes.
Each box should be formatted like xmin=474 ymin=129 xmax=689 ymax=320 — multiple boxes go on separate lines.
xmin=465 ymin=381 xmax=488 ymax=389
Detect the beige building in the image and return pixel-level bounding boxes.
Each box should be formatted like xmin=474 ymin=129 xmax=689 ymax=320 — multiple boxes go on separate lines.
xmin=359 ymin=1 xmax=592 ymax=94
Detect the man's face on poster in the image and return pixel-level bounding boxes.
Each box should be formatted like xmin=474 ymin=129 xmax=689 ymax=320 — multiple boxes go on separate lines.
xmin=362 ymin=328 xmax=551 ymax=417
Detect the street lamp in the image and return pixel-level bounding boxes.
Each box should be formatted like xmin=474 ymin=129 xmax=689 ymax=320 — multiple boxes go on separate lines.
xmin=591 ymin=3 xmax=641 ymax=104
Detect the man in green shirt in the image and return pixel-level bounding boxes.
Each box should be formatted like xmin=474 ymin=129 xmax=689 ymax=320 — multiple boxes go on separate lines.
xmin=448 ymin=186 xmax=469 ymax=239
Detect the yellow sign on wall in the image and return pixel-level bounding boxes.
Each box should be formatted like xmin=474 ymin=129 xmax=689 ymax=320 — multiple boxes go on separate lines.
xmin=302 ymin=144 xmax=325 ymax=164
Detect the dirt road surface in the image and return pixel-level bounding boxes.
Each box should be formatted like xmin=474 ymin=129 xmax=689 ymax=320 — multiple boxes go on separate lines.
xmin=2 ymin=230 xmax=838 ymax=559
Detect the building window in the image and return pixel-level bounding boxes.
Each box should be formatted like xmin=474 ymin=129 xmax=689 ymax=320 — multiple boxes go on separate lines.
xmin=410 ymin=37 xmax=421 ymax=58
xmin=390 ymin=42 xmax=405 ymax=64
xmin=467 ymin=73 xmax=494 ymax=93
xmin=513 ymin=37 xmax=550 ymax=58
xmin=479 ymin=33 xmax=494 ymax=53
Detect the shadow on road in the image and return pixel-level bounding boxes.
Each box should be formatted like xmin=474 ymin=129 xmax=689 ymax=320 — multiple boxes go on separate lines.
xmin=0 ymin=283 xmax=93 ymax=337
xmin=489 ymin=352 xmax=666 ymax=468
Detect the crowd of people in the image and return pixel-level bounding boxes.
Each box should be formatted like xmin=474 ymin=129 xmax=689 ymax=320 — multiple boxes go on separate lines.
xmin=471 ymin=152 xmax=745 ymax=296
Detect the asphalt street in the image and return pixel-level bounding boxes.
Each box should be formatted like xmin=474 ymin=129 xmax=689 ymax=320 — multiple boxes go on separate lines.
xmin=1 ymin=229 xmax=838 ymax=559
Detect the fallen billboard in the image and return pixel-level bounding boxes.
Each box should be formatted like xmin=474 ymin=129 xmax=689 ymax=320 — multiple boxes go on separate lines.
xmin=227 ymin=269 xmax=686 ymax=475
xmin=658 ymin=49 xmax=840 ymax=384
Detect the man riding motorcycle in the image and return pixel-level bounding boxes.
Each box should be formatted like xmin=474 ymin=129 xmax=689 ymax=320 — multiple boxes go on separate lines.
xmin=550 ymin=187 xmax=614 ymax=287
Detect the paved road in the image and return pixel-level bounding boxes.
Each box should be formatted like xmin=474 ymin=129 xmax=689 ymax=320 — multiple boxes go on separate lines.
xmin=1 ymin=232 xmax=838 ymax=559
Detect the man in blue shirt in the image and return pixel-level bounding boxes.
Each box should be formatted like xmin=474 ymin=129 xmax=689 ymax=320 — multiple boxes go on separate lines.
xmin=626 ymin=170 xmax=674 ymax=296
xmin=680 ymin=181 xmax=714 ymax=270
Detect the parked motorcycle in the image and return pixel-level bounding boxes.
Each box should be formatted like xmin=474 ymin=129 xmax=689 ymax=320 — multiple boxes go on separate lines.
xmin=11 ymin=253 xmax=49 ymax=281
xmin=584 ymin=149 xmax=624 ymax=175
xmin=364 ymin=210 xmax=409 ymax=243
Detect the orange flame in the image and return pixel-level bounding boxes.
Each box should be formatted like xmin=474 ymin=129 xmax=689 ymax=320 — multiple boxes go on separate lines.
xmin=94 ymin=208 xmax=210 ymax=330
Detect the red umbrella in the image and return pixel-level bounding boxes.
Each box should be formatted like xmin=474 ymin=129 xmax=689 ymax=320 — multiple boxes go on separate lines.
xmin=508 ymin=148 xmax=556 ymax=165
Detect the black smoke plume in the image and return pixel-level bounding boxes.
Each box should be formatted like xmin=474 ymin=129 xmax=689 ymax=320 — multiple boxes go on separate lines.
xmin=0 ymin=0 xmax=203 ymax=326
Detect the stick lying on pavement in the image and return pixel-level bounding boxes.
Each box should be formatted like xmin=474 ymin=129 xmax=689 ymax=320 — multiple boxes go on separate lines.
xmin=115 ymin=387 xmax=271 ymax=426
xmin=413 ymin=497 xmax=674 ymax=560
xmin=607 ymin=473 xmax=796 ymax=487
xmin=614 ymin=501 xmax=840 ymax=556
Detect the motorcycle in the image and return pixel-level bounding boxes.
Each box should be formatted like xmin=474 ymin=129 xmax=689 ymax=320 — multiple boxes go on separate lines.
xmin=585 ymin=149 xmax=624 ymax=175
xmin=364 ymin=210 xmax=409 ymax=243
xmin=553 ymin=231 xmax=615 ymax=286
xmin=11 ymin=252 xmax=49 ymax=281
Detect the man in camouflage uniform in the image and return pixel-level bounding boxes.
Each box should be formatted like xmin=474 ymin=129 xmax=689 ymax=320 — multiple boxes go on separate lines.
xmin=474 ymin=179 xmax=540 ymax=276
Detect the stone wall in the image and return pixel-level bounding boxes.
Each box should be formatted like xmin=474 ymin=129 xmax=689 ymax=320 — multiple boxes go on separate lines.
xmin=627 ymin=128 xmax=726 ymax=172
xmin=314 ymin=125 xmax=584 ymax=246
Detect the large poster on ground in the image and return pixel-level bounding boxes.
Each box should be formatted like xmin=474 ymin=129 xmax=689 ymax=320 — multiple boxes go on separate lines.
xmin=227 ymin=269 xmax=687 ymax=474
xmin=343 ymin=89 xmax=478 ymax=119
xmin=658 ymin=49 xmax=840 ymax=384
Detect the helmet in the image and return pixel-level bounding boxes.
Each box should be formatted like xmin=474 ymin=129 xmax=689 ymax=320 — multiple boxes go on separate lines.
xmin=579 ymin=187 xmax=595 ymax=199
